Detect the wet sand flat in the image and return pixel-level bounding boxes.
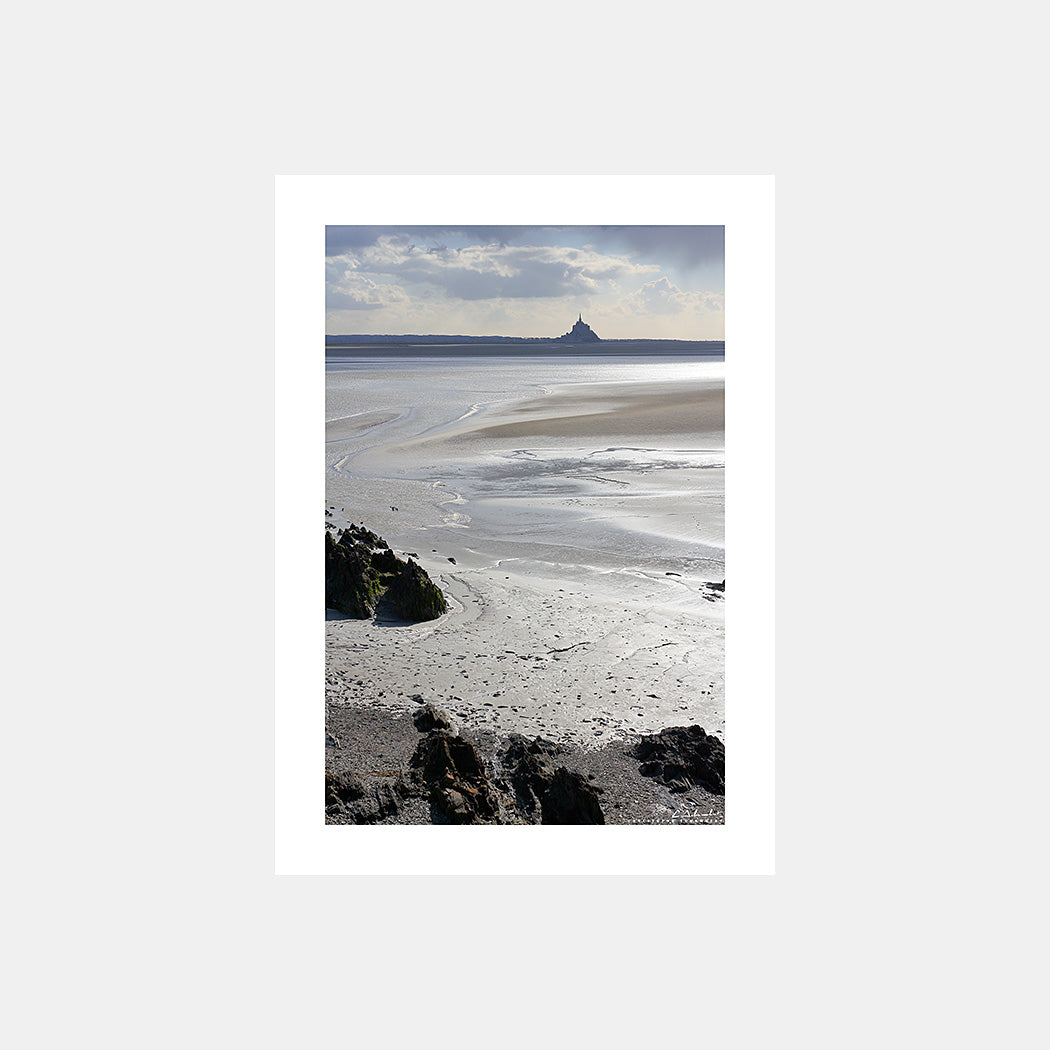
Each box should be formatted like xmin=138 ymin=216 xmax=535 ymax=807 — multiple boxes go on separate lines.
xmin=391 ymin=379 xmax=723 ymax=448
xmin=462 ymin=382 xmax=723 ymax=440
xmin=325 ymin=410 xmax=401 ymax=443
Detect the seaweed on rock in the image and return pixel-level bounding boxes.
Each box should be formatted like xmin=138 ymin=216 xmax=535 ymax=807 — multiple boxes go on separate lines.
xmin=325 ymin=530 xmax=385 ymax=617
xmin=325 ymin=525 xmax=447 ymax=622
xmin=384 ymin=559 xmax=448 ymax=621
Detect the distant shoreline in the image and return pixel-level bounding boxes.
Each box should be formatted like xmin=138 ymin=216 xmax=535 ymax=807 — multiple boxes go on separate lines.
xmin=326 ymin=334 xmax=724 ymax=347
xmin=326 ymin=338 xmax=724 ymax=359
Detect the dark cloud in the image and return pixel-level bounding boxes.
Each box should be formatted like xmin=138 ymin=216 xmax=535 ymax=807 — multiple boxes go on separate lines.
xmin=325 ymin=225 xmax=724 ymax=273
xmin=325 ymin=226 xmax=546 ymax=256
xmin=592 ymin=226 xmax=724 ymax=272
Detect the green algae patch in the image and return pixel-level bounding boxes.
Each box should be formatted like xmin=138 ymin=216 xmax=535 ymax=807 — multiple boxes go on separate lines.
xmin=325 ymin=525 xmax=446 ymax=622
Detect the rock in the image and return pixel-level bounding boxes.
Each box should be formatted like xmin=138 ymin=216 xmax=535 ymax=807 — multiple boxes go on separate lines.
xmin=500 ymin=734 xmax=569 ymax=816
xmin=339 ymin=523 xmax=383 ymax=549
xmin=384 ymin=559 xmax=447 ymax=621
xmin=633 ymin=725 xmax=725 ymax=794
xmin=700 ymin=578 xmax=725 ymax=603
xmin=325 ymin=531 xmax=384 ymax=617
xmin=410 ymin=731 xmax=499 ymax=824
xmin=499 ymin=734 xmax=603 ymax=824
xmin=541 ymin=768 xmax=605 ymax=825
xmin=325 ymin=770 xmax=366 ymax=807
xmin=326 ymin=768 xmax=414 ymax=823
xmin=413 ymin=704 xmax=453 ymax=732
xmin=325 ymin=526 xmax=444 ymax=621
xmin=370 ymin=547 xmax=405 ymax=574
xmin=347 ymin=783 xmax=403 ymax=824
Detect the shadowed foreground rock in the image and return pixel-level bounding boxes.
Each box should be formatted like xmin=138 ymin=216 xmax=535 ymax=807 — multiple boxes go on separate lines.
xmin=501 ymin=734 xmax=569 ymax=816
xmin=410 ymin=730 xmax=499 ymax=824
xmin=325 ymin=704 xmax=725 ymax=825
xmin=408 ymin=717 xmax=604 ymax=824
xmin=325 ymin=770 xmax=408 ymax=823
xmin=633 ymin=725 xmax=725 ymax=794
xmin=542 ymin=768 xmax=605 ymax=824
xmin=501 ymin=733 xmax=605 ymax=824
xmin=325 ymin=770 xmax=366 ymax=806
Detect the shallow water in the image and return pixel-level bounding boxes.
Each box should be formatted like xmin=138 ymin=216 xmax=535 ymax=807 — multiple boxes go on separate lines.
xmin=326 ymin=353 xmax=724 ymax=578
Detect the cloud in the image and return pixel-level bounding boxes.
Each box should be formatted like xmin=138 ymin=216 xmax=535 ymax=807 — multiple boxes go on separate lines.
xmin=620 ymin=277 xmax=725 ymax=315
xmin=324 ymin=264 xmax=409 ymax=311
xmin=328 ymin=237 xmax=658 ymax=302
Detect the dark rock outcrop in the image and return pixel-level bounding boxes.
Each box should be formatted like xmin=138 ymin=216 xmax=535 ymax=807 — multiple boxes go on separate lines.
xmin=370 ymin=547 xmax=403 ymax=574
xmin=500 ymin=734 xmax=569 ymax=816
xmin=410 ymin=731 xmax=499 ymax=824
xmin=413 ymin=703 xmax=453 ymax=733
xmin=384 ymin=559 xmax=447 ymax=621
xmin=325 ymin=525 xmax=446 ymax=621
xmin=325 ymin=769 xmax=411 ymax=824
xmin=348 ymin=783 xmax=404 ymax=824
xmin=325 ymin=770 xmax=366 ymax=806
xmin=701 ymin=579 xmax=725 ymax=602
xmin=341 ymin=524 xmax=384 ymax=549
xmin=325 ymin=530 xmax=385 ymax=617
xmin=633 ymin=725 xmax=725 ymax=794
xmin=500 ymin=733 xmax=604 ymax=824
xmin=542 ymin=768 xmax=606 ymax=825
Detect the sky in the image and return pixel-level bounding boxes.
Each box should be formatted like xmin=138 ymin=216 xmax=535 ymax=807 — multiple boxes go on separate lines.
xmin=325 ymin=226 xmax=724 ymax=339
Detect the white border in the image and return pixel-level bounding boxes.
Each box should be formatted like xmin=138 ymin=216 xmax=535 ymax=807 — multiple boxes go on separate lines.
xmin=276 ymin=174 xmax=774 ymax=875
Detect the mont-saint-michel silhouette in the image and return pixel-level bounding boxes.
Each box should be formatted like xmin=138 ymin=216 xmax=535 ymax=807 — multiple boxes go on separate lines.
xmin=557 ymin=313 xmax=601 ymax=344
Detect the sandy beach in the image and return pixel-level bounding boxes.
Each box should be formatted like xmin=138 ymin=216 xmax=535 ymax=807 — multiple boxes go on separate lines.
xmin=325 ymin=353 xmax=724 ymax=823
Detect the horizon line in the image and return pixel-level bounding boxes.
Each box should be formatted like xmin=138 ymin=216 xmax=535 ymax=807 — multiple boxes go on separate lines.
xmin=324 ymin=333 xmax=725 ymax=342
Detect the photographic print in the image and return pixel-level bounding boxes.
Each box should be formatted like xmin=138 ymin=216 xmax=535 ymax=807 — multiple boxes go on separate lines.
xmin=324 ymin=225 xmax=725 ymax=825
